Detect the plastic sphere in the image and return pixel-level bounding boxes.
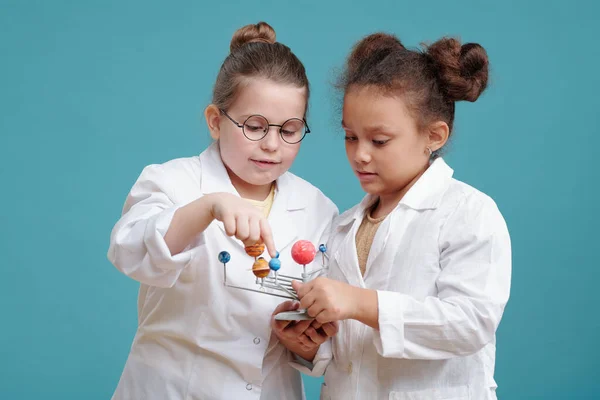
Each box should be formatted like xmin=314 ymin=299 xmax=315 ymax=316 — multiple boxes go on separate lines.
xmin=319 ymin=244 xmax=327 ymax=253
xmin=252 ymin=257 xmax=270 ymax=278
xmin=269 ymin=258 xmax=281 ymax=271
xmin=218 ymin=251 xmax=231 ymax=264
xmin=245 ymin=242 xmax=265 ymax=257
xmin=291 ymin=240 xmax=316 ymax=265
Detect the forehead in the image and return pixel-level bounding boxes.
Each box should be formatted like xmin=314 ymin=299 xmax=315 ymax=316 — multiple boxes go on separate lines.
xmin=229 ymin=78 xmax=307 ymax=122
xmin=343 ymin=86 xmax=411 ymax=120
xmin=342 ymin=85 xmax=416 ymax=132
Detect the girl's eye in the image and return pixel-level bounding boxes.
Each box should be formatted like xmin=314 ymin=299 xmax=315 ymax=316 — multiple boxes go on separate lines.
xmin=373 ymin=139 xmax=389 ymax=146
xmin=246 ymin=125 xmax=265 ymax=132
xmin=344 ymin=136 xmax=357 ymax=142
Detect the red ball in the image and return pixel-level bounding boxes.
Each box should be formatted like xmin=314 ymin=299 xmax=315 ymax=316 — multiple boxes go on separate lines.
xmin=291 ymin=240 xmax=316 ymax=265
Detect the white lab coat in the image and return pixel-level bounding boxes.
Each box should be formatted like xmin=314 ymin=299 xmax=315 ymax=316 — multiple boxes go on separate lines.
xmin=108 ymin=142 xmax=338 ymax=400
xmin=295 ymin=158 xmax=511 ymax=400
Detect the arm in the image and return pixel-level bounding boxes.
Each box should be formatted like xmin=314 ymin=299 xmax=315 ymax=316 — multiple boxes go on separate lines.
xmin=107 ymin=165 xmax=201 ymax=288
xmin=295 ymin=196 xmax=511 ymax=360
xmin=373 ymin=197 xmax=512 ymax=359
xmin=107 ymin=165 xmax=276 ymax=288
xmin=163 ymin=195 xmax=215 ymax=256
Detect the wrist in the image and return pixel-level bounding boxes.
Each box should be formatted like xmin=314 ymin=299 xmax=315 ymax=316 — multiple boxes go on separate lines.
xmin=352 ymin=287 xmax=378 ymax=324
xmin=186 ymin=194 xmax=217 ymax=234
xmin=198 ymin=193 xmax=217 ymax=219
xmin=348 ymin=285 xmax=363 ymax=320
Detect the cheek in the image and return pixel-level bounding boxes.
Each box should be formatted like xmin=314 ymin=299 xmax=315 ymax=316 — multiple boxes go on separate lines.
xmin=281 ymin=145 xmax=300 ymax=165
xmin=221 ymin=128 xmax=246 ymax=148
xmin=377 ymin=145 xmax=413 ymax=177
xmin=344 ymin=142 xmax=354 ymax=161
xmin=219 ymin=131 xmax=251 ymax=165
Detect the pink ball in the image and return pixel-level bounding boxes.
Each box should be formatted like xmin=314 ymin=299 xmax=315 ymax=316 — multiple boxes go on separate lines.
xmin=291 ymin=240 xmax=316 ymax=265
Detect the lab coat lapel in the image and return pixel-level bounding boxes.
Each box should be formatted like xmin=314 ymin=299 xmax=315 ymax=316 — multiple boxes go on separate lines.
xmin=332 ymin=196 xmax=377 ymax=288
xmin=333 ymin=224 xmax=365 ymax=288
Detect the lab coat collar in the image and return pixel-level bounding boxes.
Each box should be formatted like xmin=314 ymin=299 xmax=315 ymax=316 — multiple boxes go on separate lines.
xmin=400 ymin=157 xmax=454 ymax=210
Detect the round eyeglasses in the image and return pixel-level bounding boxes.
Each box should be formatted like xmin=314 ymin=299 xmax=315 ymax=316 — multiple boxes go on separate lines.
xmin=220 ymin=109 xmax=310 ymax=144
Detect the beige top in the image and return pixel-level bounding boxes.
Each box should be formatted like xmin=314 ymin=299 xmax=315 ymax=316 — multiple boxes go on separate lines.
xmin=355 ymin=202 xmax=387 ymax=276
xmin=245 ymin=184 xmax=276 ymax=218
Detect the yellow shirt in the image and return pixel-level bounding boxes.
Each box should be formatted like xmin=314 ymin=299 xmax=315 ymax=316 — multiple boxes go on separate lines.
xmin=245 ymin=184 xmax=276 ymax=218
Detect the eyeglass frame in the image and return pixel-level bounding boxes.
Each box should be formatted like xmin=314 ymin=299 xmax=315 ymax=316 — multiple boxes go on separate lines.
xmin=219 ymin=109 xmax=310 ymax=144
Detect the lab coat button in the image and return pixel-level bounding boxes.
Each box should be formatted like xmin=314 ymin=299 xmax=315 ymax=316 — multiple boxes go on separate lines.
xmin=253 ymin=337 xmax=261 ymax=345
xmin=246 ymin=383 xmax=253 ymax=391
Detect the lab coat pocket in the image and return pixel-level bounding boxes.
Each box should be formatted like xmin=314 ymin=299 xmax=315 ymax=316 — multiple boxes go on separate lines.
xmin=319 ymin=382 xmax=331 ymax=400
xmin=389 ymin=385 xmax=470 ymax=400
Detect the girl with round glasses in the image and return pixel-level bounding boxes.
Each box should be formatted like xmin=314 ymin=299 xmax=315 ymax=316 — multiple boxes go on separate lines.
xmin=107 ymin=22 xmax=338 ymax=400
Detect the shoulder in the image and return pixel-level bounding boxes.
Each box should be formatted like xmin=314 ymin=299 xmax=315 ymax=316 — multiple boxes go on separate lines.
xmin=445 ymin=179 xmax=502 ymax=215
xmin=130 ymin=156 xmax=202 ymax=202
xmin=440 ymin=178 xmax=508 ymax=236
xmin=136 ymin=156 xmax=201 ymax=185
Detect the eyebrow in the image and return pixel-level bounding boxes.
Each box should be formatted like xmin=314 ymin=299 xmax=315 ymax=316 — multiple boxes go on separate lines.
xmin=341 ymin=121 xmax=395 ymax=136
xmin=239 ymin=113 xmax=305 ymax=123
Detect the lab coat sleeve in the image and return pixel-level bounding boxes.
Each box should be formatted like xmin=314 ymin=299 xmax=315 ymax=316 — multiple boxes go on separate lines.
xmin=373 ymin=195 xmax=512 ymax=359
xmin=107 ymin=164 xmax=198 ymax=288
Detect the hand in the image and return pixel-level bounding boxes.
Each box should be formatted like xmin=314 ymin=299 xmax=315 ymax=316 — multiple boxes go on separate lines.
xmin=271 ymin=301 xmax=338 ymax=360
xmin=208 ymin=193 xmax=276 ymax=257
xmin=292 ymin=277 xmax=360 ymax=323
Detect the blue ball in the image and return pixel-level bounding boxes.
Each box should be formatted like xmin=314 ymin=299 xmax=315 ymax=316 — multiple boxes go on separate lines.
xmin=218 ymin=251 xmax=231 ymax=264
xmin=269 ymin=258 xmax=281 ymax=271
xmin=319 ymin=244 xmax=327 ymax=253
xmin=275 ymin=251 xmax=280 ymax=259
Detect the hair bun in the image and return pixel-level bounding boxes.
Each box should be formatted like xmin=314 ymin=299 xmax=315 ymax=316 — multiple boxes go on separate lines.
xmin=425 ymin=37 xmax=489 ymax=102
xmin=230 ymin=22 xmax=276 ymax=53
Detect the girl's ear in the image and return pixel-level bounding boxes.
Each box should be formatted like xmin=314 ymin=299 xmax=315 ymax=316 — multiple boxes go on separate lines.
xmin=205 ymin=105 xmax=222 ymax=140
xmin=426 ymin=120 xmax=450 ymax=153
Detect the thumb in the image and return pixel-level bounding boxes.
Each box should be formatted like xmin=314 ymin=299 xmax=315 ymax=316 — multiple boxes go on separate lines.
xmin=291 ymin=280 xmax=305 ymax=298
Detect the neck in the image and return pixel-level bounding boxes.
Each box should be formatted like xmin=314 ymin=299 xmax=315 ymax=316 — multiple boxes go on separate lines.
xmin=226 ymin=168 xmax=273 ymax=201
xmin=371 ymin=164 xmax=428 ymax=219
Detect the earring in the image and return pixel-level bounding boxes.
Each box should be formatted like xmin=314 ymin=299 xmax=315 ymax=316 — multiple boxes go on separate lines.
xmin=426 ymin=147 xmax=433 ymax=156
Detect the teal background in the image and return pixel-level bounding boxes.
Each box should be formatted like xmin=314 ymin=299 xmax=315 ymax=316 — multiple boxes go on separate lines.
xmin=1 ymin=0 xmax=598 ymax=398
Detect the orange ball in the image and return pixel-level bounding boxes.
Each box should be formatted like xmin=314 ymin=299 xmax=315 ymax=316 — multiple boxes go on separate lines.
xmin=252 ymin=257 xmax=270 ymax=279
xmin=245 ymin=242 xmax=265 ymax=258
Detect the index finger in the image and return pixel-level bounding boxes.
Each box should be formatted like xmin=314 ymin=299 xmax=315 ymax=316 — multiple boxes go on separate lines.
xmin=259 ymin=218 xmax=277 ymax=258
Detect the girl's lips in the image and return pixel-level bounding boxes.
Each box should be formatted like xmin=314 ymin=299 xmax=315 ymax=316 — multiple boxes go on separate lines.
xmin=356 ymin=170 xmax=377 ymax=181
xmin=251 ymin=159 xmax=280 ymax=168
